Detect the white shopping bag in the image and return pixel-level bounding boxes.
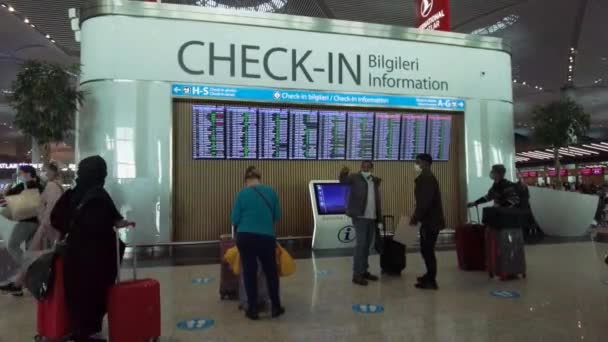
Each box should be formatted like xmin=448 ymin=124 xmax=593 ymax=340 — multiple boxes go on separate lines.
xmin=393 ymin=215 xmax=420 ymax=246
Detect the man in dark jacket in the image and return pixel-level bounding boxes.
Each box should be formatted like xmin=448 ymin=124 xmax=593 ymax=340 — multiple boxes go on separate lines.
xmin=468 ymin=164 xmax=520 ymax=208
xmin=340 ymin=161 xmax=382 ymax=286
xmin=410 ymin=154 xmax=445 ymax=290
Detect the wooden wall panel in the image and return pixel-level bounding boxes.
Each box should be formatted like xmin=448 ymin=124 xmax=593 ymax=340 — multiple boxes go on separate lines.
xmin=172 ymin=100 xmax=464 ymax=242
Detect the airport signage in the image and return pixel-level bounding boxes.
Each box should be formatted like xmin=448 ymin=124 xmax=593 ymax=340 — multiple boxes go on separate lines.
xmin=416 ymin=0 xmax=451 ymax=31
xmin=171 ymin=83 xmax=466 ymax=111
xmin=83 ymin=15 xmax=512 ymax=101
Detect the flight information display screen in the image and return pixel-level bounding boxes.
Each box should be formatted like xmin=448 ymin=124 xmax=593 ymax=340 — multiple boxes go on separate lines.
xmin=226 ymin=106 xmax=258 ymax=159
xmin=346 ymin=112 xmax=374 ymax=160
xmin=318 ymin=110 xmax=347 ymax=160
xmin=290 ymin=109 xmax=319 ymax=160
xmin=258 ymin=107 xmax=289 ymax=159
xmin=313 ymin=183 xmax=350 ymax=215
xmin=374 ymin=113 xmax=401 ymax=161
xmin=192 ymin=105 xmax=226 ymax=159
xmin=400 ymin=114 xmax=428 ymax=161
xmin=426 ymin=115 xmax=452 ymax=161
xmin=189 ymin=103 xmax=455 ymax=161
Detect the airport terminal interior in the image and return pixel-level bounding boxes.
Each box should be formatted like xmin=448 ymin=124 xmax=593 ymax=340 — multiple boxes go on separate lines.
xmin=0 ymin=0 xmax=607 ymax=341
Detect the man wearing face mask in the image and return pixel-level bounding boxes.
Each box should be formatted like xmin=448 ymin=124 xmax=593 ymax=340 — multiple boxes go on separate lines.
xmin=410 ymin=154 xmax=445 ymax=290
xmin=467 ymin=164 xmax=520 ymax=208
xmin=340 ymin=161 xmax=382 ymax=286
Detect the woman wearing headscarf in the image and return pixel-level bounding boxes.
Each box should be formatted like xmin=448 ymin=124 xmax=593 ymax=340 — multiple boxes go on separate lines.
xmin=51 ymin=156 xmax=130 ymax=342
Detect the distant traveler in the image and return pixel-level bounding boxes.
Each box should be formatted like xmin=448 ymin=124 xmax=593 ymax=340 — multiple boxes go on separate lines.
xmin=50 ymin=156 xmax=131 ymax=341
xmin=231 ymin=166 xmax=285 ymax=320
xmin=1 ymin=162 xmax=64 ymax=297
xmin=0 ymin=165 xmax=44 ymax=296
xmin=517 ymin=177 xmax=543 ymax=243
xmin=339 ymin=161 xmax=382 ymax=286
xmin=410 ymin=154 xmax=445 ymax=290
xmin=468 ymin=164 xmax=520 ymax=208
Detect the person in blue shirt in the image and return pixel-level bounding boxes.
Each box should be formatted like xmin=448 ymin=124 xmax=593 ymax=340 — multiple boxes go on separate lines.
xmin=231 ymin=166 xmax=285 ymax=320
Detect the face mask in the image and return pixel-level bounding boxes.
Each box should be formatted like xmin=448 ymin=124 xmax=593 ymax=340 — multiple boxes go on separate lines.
xmin=414 ymin=164 xmax=422 ymax=174
xmin=361 ymin=172 xmax=371 ymax=178
xmin=39 ymin=172 xmax=48 ymax=182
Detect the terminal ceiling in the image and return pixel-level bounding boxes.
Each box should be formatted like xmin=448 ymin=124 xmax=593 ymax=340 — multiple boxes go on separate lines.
xmin=1 ymin=0 xmax=607 ymax=147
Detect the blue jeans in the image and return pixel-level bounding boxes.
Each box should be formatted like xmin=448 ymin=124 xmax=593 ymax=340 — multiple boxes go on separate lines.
xmin=352 ymin=218 xmax=375 ymax=276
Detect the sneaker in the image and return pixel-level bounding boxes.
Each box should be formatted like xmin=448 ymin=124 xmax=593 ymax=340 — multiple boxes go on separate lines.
xmin=271 ymin=306 xmax=286 ymax=318
xmin=352 ymin=276 xmax=369 ymax=286
xmin=415 ymin=280 xmax=439 ymax=290
xmin=417 ymin=275 xmax=429 ymax=283
xmin=0 ymin=283 xmax=23 ymax=297
xmin=363 ymin=272 xmax=379 ymax=281
xmin=245 ymin=310 xmax=259 ymax=321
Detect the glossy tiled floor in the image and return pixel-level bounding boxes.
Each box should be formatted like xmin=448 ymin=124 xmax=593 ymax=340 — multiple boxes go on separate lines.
xmin=2 ymin=242 xmax=608 ymax=341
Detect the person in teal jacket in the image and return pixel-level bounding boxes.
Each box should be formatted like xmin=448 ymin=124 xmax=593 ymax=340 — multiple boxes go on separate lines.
xmin=231 ymin=166 xmax=285 ymax=320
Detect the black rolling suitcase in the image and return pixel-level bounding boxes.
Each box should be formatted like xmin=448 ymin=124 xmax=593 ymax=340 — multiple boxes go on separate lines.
xmin=380 ymin=215 xmax=406 ymax=276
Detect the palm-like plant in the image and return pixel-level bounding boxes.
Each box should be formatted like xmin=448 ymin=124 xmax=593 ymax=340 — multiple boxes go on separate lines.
xmin=532 ymin=97 xmax=591 ymax=186
xmin=8 ymin=60 xmax=83 ymax=163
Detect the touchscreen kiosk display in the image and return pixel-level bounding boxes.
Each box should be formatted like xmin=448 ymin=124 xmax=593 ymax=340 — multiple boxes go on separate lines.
xmin=313 ymin=183 xmax=350 ymax=215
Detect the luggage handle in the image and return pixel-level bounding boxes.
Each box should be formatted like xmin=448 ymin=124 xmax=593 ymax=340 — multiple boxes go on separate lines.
xmin=115 ymin=222 xmax=137 ymax=284
xmin=382 ymin=215 xmax=395 ymax=235
xmin=468 ymin=205 xmax=480 ymax=224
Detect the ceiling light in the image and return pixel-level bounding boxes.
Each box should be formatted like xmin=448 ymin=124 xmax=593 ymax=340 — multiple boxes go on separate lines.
xmin=45 ymin=34 xmax=51 ymax=39
xmin=30 ymin=24 xmax=35 ymax=28
xmin=24 ymin=18 xmax=29 ymax=23
xmin=50 ymin=39 xmax=56 ymax=43
xmin=522 ymin=82 xmax=526 ymax=85
xmin=8 ymin=6 xmax=14 ymax=12
xmin=1 ymin=4 xmax=7 ymax=8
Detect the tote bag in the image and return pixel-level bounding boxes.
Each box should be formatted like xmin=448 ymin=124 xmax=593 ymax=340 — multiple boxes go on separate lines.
xmin=5 ymin=189 xmax=41 ymax=221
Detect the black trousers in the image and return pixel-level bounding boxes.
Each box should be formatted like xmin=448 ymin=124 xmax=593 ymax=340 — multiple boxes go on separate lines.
xmin=236 ymin=232 xmax=281 ymax=312
xmin=419 ymin=226 xmax=440 ymax=282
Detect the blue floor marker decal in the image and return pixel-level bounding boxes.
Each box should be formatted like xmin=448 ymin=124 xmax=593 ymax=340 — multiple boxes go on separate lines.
xmin=490 ymin=290 xmax=520 ymax=299
xmin=352 ymin=304 xmax=384 ymax=314
xmin=176 ymin=319 xmax=215 ymax=331
xmin=192 ymin=277 xmax=214 ymax=285
xmin=315 ymin=270 xmax=334 ymax=276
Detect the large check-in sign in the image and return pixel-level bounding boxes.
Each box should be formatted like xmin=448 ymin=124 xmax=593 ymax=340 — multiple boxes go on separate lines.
xmin=416 ymin=0 xmax=451 ymax=31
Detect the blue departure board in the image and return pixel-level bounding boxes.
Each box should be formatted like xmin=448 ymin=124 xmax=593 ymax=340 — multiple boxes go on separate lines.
xmin=346 ymin=112 xmax=374 ymax=160
xmin=426 ymin=115 xmax=452 ymax=161
xmin=192 ymin=105 xmax=226 ymax=159
xmin=190 ymin=103 xmax=454 ymax=161
xmin=374 ymin=113 xmax=401 ymax=161
xmin=400 ymin=114 xmax=427 ymax=161
xmin=318 ymin=111 xmax=347 ymax=160
xmin=258 ymin=107 xmax=289 ymax=159
xmin=289 ymin=109 xmax=319 ymax=159
xmin=226 ymin=106 xmax=258 ymax=159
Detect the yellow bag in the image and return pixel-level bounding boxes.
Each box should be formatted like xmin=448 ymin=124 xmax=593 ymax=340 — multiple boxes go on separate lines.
xmin=223 ymin=246 xmax=241 ymax=275
xmin=276 ymin=244 xmax=296 ymax=277
xmin=5 ymin=189 xmax=41 ymax=221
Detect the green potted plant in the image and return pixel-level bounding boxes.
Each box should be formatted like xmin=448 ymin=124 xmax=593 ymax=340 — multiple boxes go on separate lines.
xmin=8 ymin=60 xmax=83 ymax=164
xmin=532 ymin=97 xmax=591 ymax=187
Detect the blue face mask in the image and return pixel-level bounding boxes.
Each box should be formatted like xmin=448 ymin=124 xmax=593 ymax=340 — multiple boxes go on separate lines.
xmin=361 ymin=172 xmax=371 ymax=179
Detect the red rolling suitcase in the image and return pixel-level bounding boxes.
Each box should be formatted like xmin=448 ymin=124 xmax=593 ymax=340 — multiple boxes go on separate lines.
xmin=219 ymin=227 xmax=239 ymax=300
xmin=455 ymin=207 xmax=486 ymax=271
xmin=107 ymin=227 xmax=161 ymax=342
xmin=36 ymin=257 xmax=71 ymax=341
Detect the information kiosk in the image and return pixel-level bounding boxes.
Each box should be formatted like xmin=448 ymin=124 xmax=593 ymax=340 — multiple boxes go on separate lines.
xmin=309 ymin=181 xmax=355 ymax=250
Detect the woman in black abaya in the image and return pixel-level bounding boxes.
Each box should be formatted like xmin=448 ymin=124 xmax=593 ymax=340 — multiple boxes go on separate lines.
xmin=51 ymin=156 xmax=130 ymax=342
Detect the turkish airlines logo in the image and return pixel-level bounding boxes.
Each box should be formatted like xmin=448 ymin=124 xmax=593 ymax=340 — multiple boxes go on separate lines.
xmin=420 ymin=0 xmax=433 ymax=18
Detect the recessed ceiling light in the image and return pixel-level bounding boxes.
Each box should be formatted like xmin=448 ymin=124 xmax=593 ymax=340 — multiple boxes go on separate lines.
xmin=45 ymin=34 xmax=51 ymax=39
xmin=50 ymin=39 xmax=56 ymax=43
xmin=1 ymin=4 xmax=7 ymax=8
xmin=30 ymin=24 xmax=35 ymax=28
xmin=8 ymin=6 xmax=15 ymax=12
xmin=24 ymin=18 xmax=29 ymax=23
